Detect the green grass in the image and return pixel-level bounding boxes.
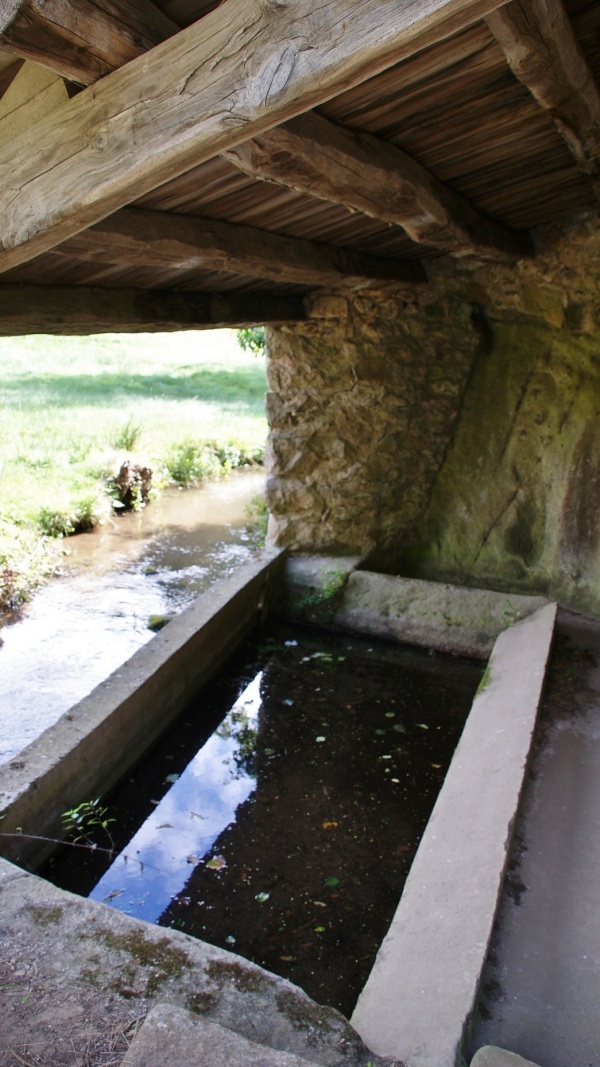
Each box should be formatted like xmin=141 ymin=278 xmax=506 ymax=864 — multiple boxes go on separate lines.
xmin=0 ymin=330 xmax=267 ymax=611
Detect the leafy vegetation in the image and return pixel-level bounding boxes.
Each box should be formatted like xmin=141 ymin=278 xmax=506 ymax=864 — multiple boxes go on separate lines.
xmin=0 ymin=329 xmax=267 ymax=613
xmin=236 ymin=326 xmax=266 ymax=357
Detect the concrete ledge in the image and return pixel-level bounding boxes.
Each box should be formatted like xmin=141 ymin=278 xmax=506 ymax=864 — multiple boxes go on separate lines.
xmin=335 ymin=572 xmax=551 ymax=659
xmin=351 ymin=603 xmax=557 ymax=1067
xmin=0 ymin=550 xmax=285 ymax=870
xmin=0 ymin=856 xmax=391 ymax=1067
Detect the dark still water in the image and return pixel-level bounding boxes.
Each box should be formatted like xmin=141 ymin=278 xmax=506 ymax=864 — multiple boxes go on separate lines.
xmin=45 ymin=625 xmax=482 ymax=1015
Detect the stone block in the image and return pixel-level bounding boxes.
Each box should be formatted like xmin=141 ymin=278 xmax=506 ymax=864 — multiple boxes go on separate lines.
xmin=470 ymin=1047 xmax=542 ymax=1067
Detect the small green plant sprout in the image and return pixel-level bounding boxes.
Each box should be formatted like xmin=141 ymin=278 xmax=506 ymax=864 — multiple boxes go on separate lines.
xmin=61 ymin=798 xmax=115 ymax=850
xmin=502 ymin=598 xmax=523 ymax=627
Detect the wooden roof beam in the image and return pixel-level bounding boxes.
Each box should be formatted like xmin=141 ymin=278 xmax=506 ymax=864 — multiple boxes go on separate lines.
xmin=0 ymin=0 xmax=178 ymax=86
xmin=0 ymin=285 xmax=307 ymax=334
xmin=224 ymin=111 xmax=532 ymax=261
xmin=58 ymin=207 xmax=426 ymax=289
xmin=486 ymin=0 xmax=600 ymax=177
xmin=0 ymin=0 xmax=512 ymax=275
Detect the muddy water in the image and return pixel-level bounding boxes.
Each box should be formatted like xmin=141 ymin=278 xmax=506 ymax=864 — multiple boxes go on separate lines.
xmin=45 ymin=626 xmax=482 ymax=1015
xmin=0 ymin=470 xmax=264 ymax=766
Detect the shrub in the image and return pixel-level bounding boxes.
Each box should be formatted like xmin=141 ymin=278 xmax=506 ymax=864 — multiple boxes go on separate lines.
xmin=236 ymin=327 xmax=266 ymax=357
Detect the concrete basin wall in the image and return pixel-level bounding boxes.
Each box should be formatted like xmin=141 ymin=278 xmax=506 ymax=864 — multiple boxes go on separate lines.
xmin=0 ymin=549 xmax=285 ymax=870
xmin=351 ymin=602 xmax=557 ymax=1067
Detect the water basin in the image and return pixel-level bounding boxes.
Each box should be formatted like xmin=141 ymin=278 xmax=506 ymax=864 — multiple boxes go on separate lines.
xmin=45 ymin=624 xmax=482 ymax=1016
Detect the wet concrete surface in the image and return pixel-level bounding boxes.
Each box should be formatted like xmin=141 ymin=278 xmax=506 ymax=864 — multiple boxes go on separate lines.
xmin=469 ymin=610 xmax=600 ymax=1067
xmin=0 ymin=471 xmax=264 ymax=766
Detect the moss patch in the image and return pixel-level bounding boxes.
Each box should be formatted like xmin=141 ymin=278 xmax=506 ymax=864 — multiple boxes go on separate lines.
xmin=27 ymin=904 xmax=64 ymax=927
xmin=206 ymin=958 xmax=273 ymax=995
xmin=96 ymin=928 xmax=192 ymax=996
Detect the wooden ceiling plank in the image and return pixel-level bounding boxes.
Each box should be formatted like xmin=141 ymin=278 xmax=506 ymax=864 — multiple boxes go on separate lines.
xmin=0 ymin=55 xmax=22 ymax=98
xmin=486 ymin=0 xmax=600 ymax=176
xmin=57 ymin=207 xmax=426 ymax=288
xmin=0 ymin=284 xmax=307 ymax=333
xmin=0 ymin=0 xmax=512 ymax=275
xmin=0 ymin=0 xmax=178 ymax=86
xmin=224 ymin=110 xmax=532 ymax=260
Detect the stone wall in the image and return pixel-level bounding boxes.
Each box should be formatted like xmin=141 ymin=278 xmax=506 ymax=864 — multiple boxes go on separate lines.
xmin=399 ymin=214 xmax=600 ymax=615
xmin=265 ymin=213 xmax=600 ymax=616
xmin=265 ymin=287 xmax=483 ymax=556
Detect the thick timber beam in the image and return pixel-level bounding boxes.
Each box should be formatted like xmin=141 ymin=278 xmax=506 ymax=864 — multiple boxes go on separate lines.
xmin=0 ymin=286 xmax=307 ymax=334
xmin=0 ymin=0 xmax=178 ymax=86
xmin=224 ymin=111 xmax=532 ymax=261
xmin=486 ymin=0 xmax=600 ymax=176
xmin=58 ymin=207 xmax=426 ymax=288
xmin=0 ymin=0 xmax=511 ymax=274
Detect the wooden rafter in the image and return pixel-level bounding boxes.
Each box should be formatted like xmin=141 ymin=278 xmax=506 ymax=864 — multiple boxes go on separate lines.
xmin=57 ymin=207 xmax=426 ymax=289
xmin=0 ymin=0 xmax=511 ymax=275
xmin=486 ymin=0 xmax=600 ymax=176
xmin=224 ymin=111 xmax=532 ymax=261
xmin=0 ymin=285 xmax=307 ymax=334
xmin=0 ymin=0 xmax=178 ymax=86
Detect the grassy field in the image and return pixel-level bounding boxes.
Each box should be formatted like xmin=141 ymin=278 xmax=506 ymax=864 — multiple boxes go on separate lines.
xmin=0 ymin=329 xmax=267 ymax=612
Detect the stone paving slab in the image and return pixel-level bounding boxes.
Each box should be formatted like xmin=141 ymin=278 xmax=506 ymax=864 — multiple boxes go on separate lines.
xmin=122 ymin=1003 xmax=321 ymax=1067
xmin=351 ymin=603 xmax=557 ymax=1067
xmin=471 ymin=1047 xmax=541 ymax=1067
xmin=0 ymin=857 xmax=388 ymax=1067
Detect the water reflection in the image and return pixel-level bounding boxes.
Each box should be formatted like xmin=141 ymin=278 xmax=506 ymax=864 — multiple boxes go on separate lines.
xmin=89 ymin=673 xmax=262 ymax=923
xmin=0 ymin=471 xmax=264 ymax=765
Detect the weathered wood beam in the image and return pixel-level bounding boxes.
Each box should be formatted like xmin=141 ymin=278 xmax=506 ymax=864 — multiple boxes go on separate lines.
xmin=57 ymin=207 xmax=426 ymax=288
xmin=0 ymin=285 xmax=307 ymax=334
xmin=0 ymin=0 xmax=178 ymax=86
xmin=224 ymin=111 xmax=531 ymax=261
xmin=0 ymin=0 xmax=511 ymax=275
xmin=486 ymin=0 xmax=600 ymax=176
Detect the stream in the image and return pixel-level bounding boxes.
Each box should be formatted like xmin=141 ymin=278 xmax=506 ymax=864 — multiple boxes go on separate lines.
xmin=0 ymin=470 xmax=265 ymax=767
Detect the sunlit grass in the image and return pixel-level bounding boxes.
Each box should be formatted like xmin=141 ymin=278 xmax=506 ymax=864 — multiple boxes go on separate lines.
xmin=0 ymin=329 xmax=267 ymax=610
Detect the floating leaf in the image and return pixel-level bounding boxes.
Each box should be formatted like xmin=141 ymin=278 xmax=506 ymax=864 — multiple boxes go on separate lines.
xmin=206 ymin=855 xmax=227 ymax=871
xmin=375 ymin=729 xmax=385 ymax=735
xmin=165 ymin=772 xmax=180 ymax=784
xmin=314 ymin=925 xmax=326 ymax=933
xmin=431 ymin=763 xmax=442 ymax=769
xmin=255 ymin=891 xmax=270 ymax=903
xmin=187 ymin=854 xmax=201 ymax=865
xmin=324 ymin=876 xmax=340 ymax=888
xmin=381 ymin=755 xmax=392 ymax=760
xmin=322 ymin=821 xmax=338 ymax=830
xmin=385 ymin=712 xmax=396 ymax=718
xmin=313 ymin=900 xmax=327 ymax=907
xmin=393 ymin=723 xmax=407 ymax=733
xmin=103 ymin=888 xmax=124 ymax=902
xmin=225 ymin=935 xmax=236 ymax=945
xmin=417 ymin=723 xmax=429 ymax=730
xmin=315 ymin=736 xmax=326 ymax=743
xmin=282 ymin=698 xmax=294 ymax=706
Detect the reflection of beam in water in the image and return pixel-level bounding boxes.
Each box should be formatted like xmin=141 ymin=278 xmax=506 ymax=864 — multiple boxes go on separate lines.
xmin=89 ymin=672 xmax=263 ymax=924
